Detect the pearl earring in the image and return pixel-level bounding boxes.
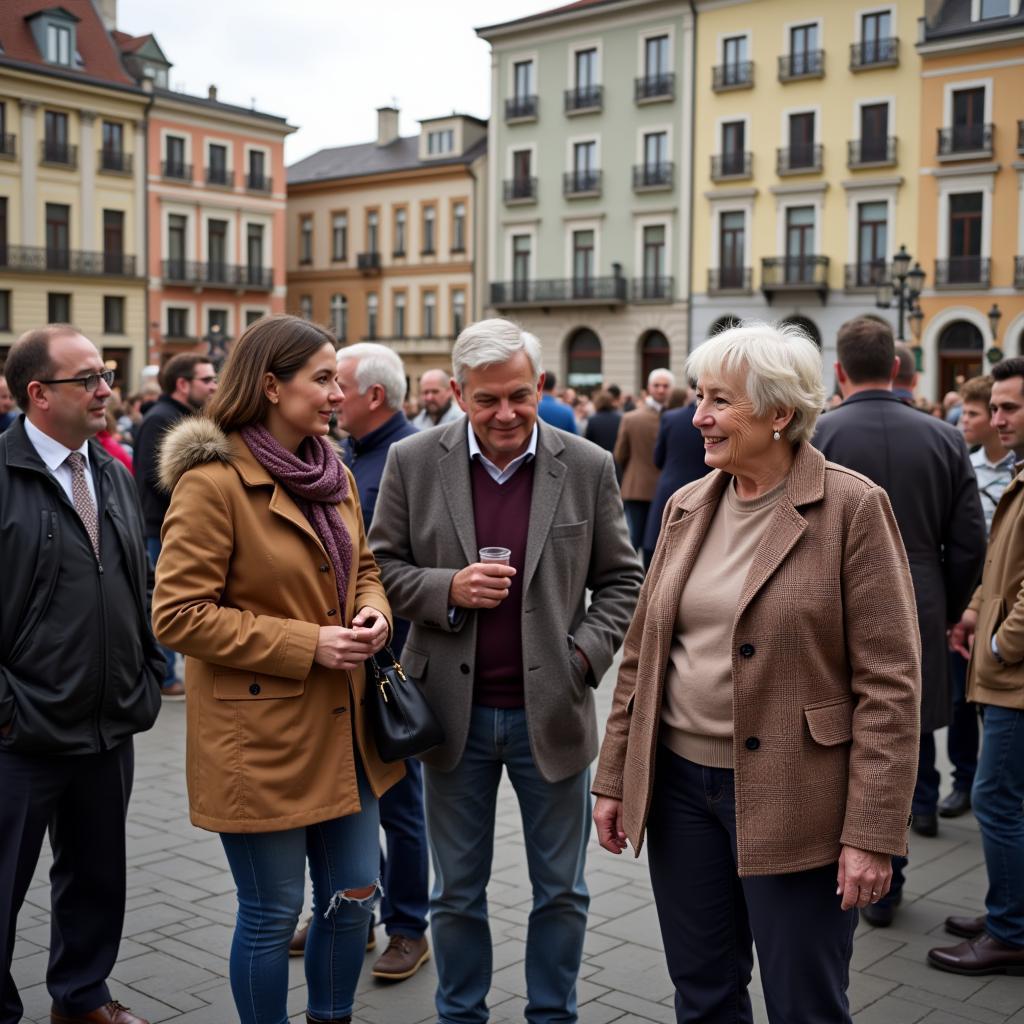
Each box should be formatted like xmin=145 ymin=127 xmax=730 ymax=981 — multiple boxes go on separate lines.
xmin=772 ymin=430 xmax=781 ymax=441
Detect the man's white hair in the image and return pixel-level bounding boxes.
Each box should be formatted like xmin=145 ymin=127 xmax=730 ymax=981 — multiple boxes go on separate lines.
xmin=336 ymin=343 xmax=407 ymax=411
xmin=451 ymin=318 xmax=542 ymax=388
xmin=685 ymin=321 xmax=826 ymax=444
xmin=647 ymin=367 xmax=675 ymax=389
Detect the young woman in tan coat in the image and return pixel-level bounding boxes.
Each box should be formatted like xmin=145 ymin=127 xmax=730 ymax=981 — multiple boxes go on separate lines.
xmin=152 ymin=315 xmax=401 ymax=1024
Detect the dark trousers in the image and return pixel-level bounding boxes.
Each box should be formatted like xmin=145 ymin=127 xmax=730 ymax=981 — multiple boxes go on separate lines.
xmin=145 ymin=537 xmax=177 ymax=687
xmin=946 ymin=651 xmax=979 ymax=793
xmin=0 ymin=741 xmax=133 ymax=1023
xmin=647 ymin=747 xmax=856 ymax=1024
xmin=378 ymin=757 xmax=429 ymax=938
xmin=912 ymin=730 xmax=940 ymax=816
xmin=623 ymin=500 xmax=650 ymax=552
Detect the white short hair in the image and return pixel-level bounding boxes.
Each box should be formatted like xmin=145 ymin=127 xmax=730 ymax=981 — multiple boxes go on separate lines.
xmin=647 ymin=367 xmax=675 ymax=389
xmin=336 ymin=343 xmax=407 ymax=411
xmin=685 ymin=321 xmax=826 ymax=444
xmin=451 ymin=318 xmax=542 ymax=388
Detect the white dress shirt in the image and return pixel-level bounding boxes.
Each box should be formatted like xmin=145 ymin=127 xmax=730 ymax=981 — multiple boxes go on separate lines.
xmin=467 ymin=421 xmax=538 ymax=485
xmin=23 ymin=417 xmax=97 ymax=504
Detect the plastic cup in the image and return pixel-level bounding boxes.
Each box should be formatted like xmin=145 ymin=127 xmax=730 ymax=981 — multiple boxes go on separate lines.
xmin=479 ymin=547 xmax=511 ymax=565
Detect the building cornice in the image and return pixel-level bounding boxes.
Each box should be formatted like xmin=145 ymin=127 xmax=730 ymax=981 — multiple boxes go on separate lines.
xmin=703 ymin=187 xmax=758 ymax=200
xmin=924 ymin=162 xmax=1001 ymax=178
xmin=769 ymin=182 xmax=829 ymax=196
xmin=842 ymin=175 xmax=905 ymax=191
xmin=0 ymin=59 xmax=148 ymax=106
xmin=287 ymin=162 xmax=478 ymax=194
xmin=478 ymin=0 xmax=689 ymax=42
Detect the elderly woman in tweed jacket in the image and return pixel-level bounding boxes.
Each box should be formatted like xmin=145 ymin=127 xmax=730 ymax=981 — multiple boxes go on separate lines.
xmin=592 ymin=322 xmax=921 ymax=1024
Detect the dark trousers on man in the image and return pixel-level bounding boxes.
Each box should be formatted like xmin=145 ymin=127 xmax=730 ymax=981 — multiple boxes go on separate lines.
xmin=647 ymin=746 xmax=856 ymax=1024
xmin=946 ymin=651 xmax=979 ymax=795
xmin=623 ymin=500 xmax=650 ymax=553
xmin=0 ymin=741 xmax=133 ymax=1024
xmin=378 ymin=757 xmax=429 ymax=938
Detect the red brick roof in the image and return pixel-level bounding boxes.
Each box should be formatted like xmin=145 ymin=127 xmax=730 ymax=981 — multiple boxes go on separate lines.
xmin=0 ymin=0 xmax=136 ymax=87
xmin=111 ymin=29 xmax=152 ymax=55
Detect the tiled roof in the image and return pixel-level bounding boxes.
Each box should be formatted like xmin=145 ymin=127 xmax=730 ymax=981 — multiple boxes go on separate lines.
xmin=0 ymin=0 xmax=135 ymax=87
xmin=478 ymin=0 xmax=620 ymax=36
xmin=288 ymin=135 xmax=486 ymax=187
xmin=111 ymin=29 xmax=152 ymax=55
xmin=152 ymin=87 xmax=292 ymax=127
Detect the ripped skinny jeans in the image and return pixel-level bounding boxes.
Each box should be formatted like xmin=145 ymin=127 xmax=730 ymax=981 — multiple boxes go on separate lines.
xmin=220 ymin=760 xmax=380 ymax=1024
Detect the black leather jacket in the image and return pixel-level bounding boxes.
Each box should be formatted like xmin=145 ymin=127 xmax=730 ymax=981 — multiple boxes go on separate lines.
xmin=0 ymin=418 xmax=163 ymax=754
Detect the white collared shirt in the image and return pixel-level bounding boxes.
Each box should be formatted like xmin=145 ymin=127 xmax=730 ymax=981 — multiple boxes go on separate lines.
xmin=467 ymin=421 xmax=538 ymax=485
xmin=23 ymin=417 xmax=96 ymax=504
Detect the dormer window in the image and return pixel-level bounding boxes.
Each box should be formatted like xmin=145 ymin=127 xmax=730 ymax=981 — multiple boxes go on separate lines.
xmin=427 ymin=129 xmax=454 ymax=156
xmin=27 ymin=8 xmax=80 ymax=68
xmin=46 ymin=23 xmax=70 ymax=64
xmin=973 ymin=0 xmax=1015 ymax=19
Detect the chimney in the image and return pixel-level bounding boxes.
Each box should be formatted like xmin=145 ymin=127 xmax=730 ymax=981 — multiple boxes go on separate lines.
xmin=377 ymin=106 xmax=399 ymax=147
xmin=208 ymin=84 xmax=218 ymax=102
xmin=97 ymin=0 xmax=117 ymax=30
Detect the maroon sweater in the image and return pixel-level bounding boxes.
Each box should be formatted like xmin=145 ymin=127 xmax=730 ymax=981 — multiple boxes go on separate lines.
xmin=470 ymin=457 xmax=535 ymax=708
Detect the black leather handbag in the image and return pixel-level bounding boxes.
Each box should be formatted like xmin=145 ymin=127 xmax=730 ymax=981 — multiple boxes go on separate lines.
xmin=367 ymin=646 xmax=444 ymax=763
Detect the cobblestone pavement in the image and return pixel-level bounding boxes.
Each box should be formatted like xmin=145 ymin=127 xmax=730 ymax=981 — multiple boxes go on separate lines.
xmin=12 ymin=657 xmax=1023 ymax=1024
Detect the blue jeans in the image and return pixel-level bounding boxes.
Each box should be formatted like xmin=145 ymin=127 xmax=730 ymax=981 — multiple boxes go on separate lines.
xmin=379 ymin=756 xmax=429 ymax=938
xmin=946 ymin=651 xmax=979 ymax=792
xmin=424 ymin=706 xmax=590 ymax=1024
xmin=145 ymin=537 xmax=177 ymax=688
xmin=219 ymin=762 xmax=380 ymax=1024
xmin=973 ymin=705 xmax=1024 ymax=948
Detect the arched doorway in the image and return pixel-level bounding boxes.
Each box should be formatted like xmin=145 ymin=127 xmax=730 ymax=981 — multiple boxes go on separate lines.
xmin=639 ymin=330 xmax=670 ymax=385
xmin=708 ymin=315 xmax=741 ymax=337
xmin=938 ymin=320 xmax=983 ymax=397
xmin=566 ymin=328 xmax=603 ymax=392
xmin=780 ymin=315 xmax=821 ymax=347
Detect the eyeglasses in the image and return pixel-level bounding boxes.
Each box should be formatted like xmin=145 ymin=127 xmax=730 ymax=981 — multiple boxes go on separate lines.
xmin=193 ymin=375 xmax=218 ymax=384
xmin=37 ymin=369 xmax=116 ymax=392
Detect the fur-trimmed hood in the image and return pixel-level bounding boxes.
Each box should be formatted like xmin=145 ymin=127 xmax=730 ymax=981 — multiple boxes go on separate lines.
xmin=157 ymin=416 xmax=233 ymax=493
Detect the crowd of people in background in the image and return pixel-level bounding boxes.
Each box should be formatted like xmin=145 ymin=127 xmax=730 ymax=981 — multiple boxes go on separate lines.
xmin=0 ymin=311 xmax=1022 ymax=1024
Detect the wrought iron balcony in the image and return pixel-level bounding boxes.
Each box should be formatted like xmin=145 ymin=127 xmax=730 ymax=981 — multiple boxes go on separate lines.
xmin=632 ymin=277 xmax=674 ymax=302
xmin=633 ymin=162 xmax=674 ymax=190
xmin=844 ymin=261 xmax=891 ymax=290
xmin=778 ymin=50 xmax=824 ymax=81
xmin=776 ymin=144 xmax=823 ymax=175
xmin=98 ymin=148 xmax=132 ymax=174
xmin=937 ymin=124 xmax=994 ymax=159
xmin=1016 ymin=256 xmax=1024 ymax=289
xmin=0 ymin=134 xmax=17 ymax=159
xmin=563 ymin=170 xmax=602 ymax=197
xmin=40 ymin=141 xmax=76 ymax=167
xmin=246 ymin=172 xmax=272 ymax=193
xmin=934 ymin=257 xmax=991 ymax=288
xmin=711 ymin=151 xmax=752 ymax=181
xmin=850 ymin=37 xmax=899 ymax=69
xmin=761 ymin=256 xmax=830 ymax=301
xmin=356 ymin=252 xmax=381 ymax=273
xmin=635 ymin=73 xmax=675 ymax=102
xmin=564 ymin=85 xmax=602 ymax=113
xmin=847 ymin=136 xmax=897 ymax=168
xmin=505 ymin=95 xmax=539 ymax=121
xmin=708 ymin=268 xmax=753 ymax=294
xmin=503 ymin=177 xmax=538 ymax=203
xmin=712 ymin=61 xmax=753 ymax=91
xmin=161 ymin=260 xmax=272 ymax=290
xmin=206 ymin=166 xmax=234 ymax=187
xmin=490 ymin=276 xmax=627 ymax=308
xmin=0 ymin=245 xmax=137 ymax=277
xmin=162 ymin=160 xmax=193 ymax=181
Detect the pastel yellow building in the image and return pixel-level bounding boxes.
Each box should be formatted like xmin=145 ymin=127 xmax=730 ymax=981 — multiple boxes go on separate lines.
xmin=692 ymin=0 xmax=921 ymax=379
xmin=915 ymin=0 xmax=1024 ymax=399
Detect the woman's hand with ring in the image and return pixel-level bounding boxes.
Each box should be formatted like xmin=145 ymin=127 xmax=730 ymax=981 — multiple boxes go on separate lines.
xmin=836 ymin=845 xmax=892 ymax=911
xmin=352 ymin=606 xmax=389 ymax=656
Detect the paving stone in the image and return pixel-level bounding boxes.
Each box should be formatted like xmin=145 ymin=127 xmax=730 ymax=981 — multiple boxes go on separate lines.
xmin=853 ymin=994 xmax=933 ymax=1024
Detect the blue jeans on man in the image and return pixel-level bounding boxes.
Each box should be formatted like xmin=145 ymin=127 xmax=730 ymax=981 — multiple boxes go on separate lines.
xmin=424 ymin=706 xmax=590 ymax=1024
xmin=145 ymin=537 xmax=177 ymax=688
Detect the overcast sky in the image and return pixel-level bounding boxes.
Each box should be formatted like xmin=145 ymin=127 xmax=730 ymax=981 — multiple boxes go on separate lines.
xmin=118 ymin=0 xmax=546 ymax=165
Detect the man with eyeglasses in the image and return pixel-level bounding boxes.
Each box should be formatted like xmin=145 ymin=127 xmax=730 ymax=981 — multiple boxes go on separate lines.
xmin=0 ymin=325 xmax=164 ymax=1024
xmin=131 ymin=354 xmax=217 ymax=699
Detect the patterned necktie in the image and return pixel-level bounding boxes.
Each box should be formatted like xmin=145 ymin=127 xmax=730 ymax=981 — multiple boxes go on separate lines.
xmin=65 ymin=452 xmax=100 ymax=558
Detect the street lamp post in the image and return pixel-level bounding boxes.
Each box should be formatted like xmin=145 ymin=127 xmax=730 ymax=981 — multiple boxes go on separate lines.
xmin=876 ymin=244 xmax=926 ymax=342
xmin=986 ymin=303 xmax=1003 ymax=364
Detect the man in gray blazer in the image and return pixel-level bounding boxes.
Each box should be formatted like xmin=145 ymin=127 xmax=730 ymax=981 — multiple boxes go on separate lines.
xmin=369 ymin=318 xmax=642 ymax=1024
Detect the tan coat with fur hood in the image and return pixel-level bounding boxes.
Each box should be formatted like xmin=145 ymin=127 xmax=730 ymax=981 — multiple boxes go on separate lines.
xmin=152 ymin=417 xmax=402 ymax=834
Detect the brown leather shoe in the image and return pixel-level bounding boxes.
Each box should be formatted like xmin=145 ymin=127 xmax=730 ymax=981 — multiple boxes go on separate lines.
xmin=289 ymin=917 xmax=310 ymax=957
xmin=51 ymin=1000 xmax=149 ymax=1024
xmin=945 ymin=913 xmax=987 ymax=939
xmin=371 ymin=933 xmax=430 ymax=981
xmin=928 ymin=933 xmax=1024 ymax=976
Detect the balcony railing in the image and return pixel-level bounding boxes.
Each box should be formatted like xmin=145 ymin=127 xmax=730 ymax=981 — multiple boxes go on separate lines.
xmin=356 ymin=252 xmax=381 ymax=273
xmin=850 ymin=37 xmax=899 ymax=69
xmin=777 ymin=144 xmax=823 ymax=174
xmin=206 ymin=166 xmax=234 ymax=187
xmin=503 ymin=177 xmax=538 ymax=203
xmin=1016 ymin=256 xmax=1024 ymax=289
xmin=246 ymin=172 xmax=272 ymax=192
xmin=564 ymin=85 xmax=602 ymax=113
xmin=761 ymin=256 xmax=830 ymax=299
xmin=563 ymin=170 xmax=602 ymax=197
xmin=161 ymin=260 xmax=272 ymax=290
xmin=712 ymin=61 xmax=753 ymax=91
xmin=505 ymin=95 xmax=538 ymax=121
xmin=845 ymin=261 xmax=891 ymax=290
xmin=635 ymin=73 xmax=675 ymax=102
xmin=98 ymin=148 xmax=132 ymax=174
xmin=937 ymin=124 xmax=994 ymax=158
xmin=934 ymin=257 xmax=991 ymax=288
xmin=162 ymin=160 xmax=193 ymax=181
xmin=778 ymin=50 xmax=824 ymax=81
xmin=490 ymin=276 xmax=627 ymax=308
xmin=633 ymin=162 xmax=674 ymax=190
xmin=632 ymin=277 xmax=674 ymax=302
xmin=40 ymin=140 xmax=76 ymax=167
xmin=708 ymin=268 xmax=753 ymax=294
xmin=711 ymin=151 xmax=752 ymax=180
xmin=847 ymin=136 xmax=897 ymax=168
xmin=0 ymin=245 xmax=137 ymax=277
xmin=0 ymin=133 xmax=15 ymax=159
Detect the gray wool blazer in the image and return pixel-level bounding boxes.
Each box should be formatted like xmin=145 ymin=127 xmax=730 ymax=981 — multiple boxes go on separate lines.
xmin=368 ymin=418 xmax=644 ymax=783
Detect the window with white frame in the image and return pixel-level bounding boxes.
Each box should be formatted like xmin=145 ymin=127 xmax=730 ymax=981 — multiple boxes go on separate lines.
xmin=422 ymin=291 xmax=436 ymax=337
xmin=366 ymin=293 xmax=378 ymax=339
xmin=332 ymin=213 xmax=347 ymax=261
xmin=452 ymin=289 xmax=466 ymax=336
xmin=422 ymin=206 xmax=436 ymax=254
xmin=452 ymin=203 xmax=466 ymax=252
xmin=427 ymin=129 xmax=454 ymax=155
xmin=393 ymin=292 xmax=406 ymax=338
xmin=299 ymin=215 xmax=313 ymax=264
xmin=299 ymin=295 xmax=313 ymax=320
xmin=331 ymin=294 xmax=347 ymax=341
xmin=394 ymin=208 xmax=406 ymax=256
xmin=46 ymin=22 xmax=72 ymax=65
xmin=512 ymin=234 xmax=531 ymax=299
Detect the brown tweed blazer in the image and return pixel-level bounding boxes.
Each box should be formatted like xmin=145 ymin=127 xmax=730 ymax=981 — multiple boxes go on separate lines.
xmin=592 ymin=442 xmax=922 ymax=876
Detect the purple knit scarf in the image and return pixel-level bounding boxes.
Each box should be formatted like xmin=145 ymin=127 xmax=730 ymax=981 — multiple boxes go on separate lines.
xmin=240 ymin=424 xmax=353 ymax=607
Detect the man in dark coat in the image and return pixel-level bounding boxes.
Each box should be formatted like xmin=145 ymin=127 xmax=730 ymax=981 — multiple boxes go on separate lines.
xmin=583 ymin=389 xmax=622 ymax=453
xmin=642 ymin=403 xmax=710 ymax=562
xmin=813 ymin=317 xmax=986 ymax=926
